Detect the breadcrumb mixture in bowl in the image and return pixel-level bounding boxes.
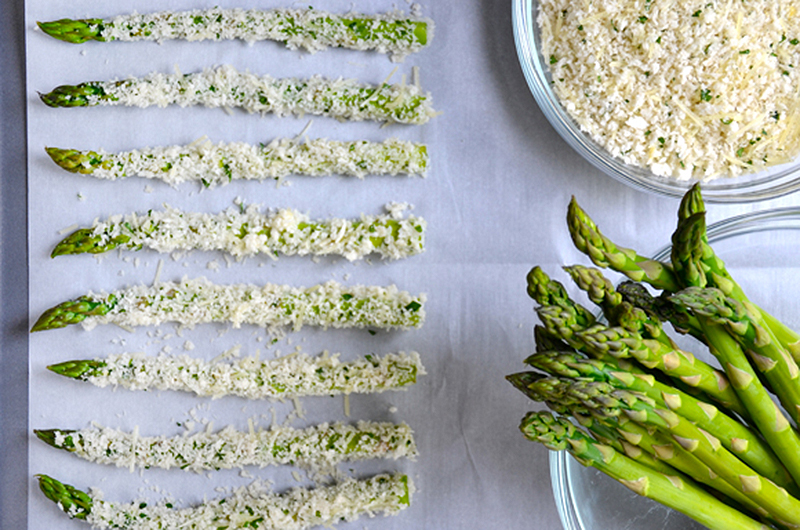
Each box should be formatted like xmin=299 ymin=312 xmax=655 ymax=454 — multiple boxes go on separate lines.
xmin=514 ymin=0 xmax=800 ymax=202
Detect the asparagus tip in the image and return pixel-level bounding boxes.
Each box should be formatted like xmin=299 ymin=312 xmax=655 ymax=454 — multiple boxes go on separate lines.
xmin=46 ymin=359 xmax=105 ymax=379
xmin=36 ymin=474 xmax=92 ymax=519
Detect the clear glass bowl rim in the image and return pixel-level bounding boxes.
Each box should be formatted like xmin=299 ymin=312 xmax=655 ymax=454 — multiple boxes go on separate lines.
xmin=511 ymin=0 xmax=800 ymax=203
xmin=549 ymin=206 xmax=800 ymax=530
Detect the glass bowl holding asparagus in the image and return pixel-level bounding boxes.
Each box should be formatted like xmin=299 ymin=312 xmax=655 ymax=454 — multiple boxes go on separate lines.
xmin=509 ymin=185 xmax=800 ymax=530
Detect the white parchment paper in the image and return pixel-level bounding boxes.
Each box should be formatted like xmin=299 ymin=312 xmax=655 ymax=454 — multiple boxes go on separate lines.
xmin=26 ymin=1 xmax=800 ymax=529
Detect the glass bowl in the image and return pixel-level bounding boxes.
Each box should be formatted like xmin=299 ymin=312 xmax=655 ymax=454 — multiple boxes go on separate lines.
xmin=511 ymin=0 xmax=800 ymax=203
xmin=549 ymin=207 xmax=800 ymax=529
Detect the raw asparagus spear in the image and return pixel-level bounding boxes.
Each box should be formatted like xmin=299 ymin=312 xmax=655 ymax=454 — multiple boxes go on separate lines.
xmin=47 ymin=350 xmax=424 ymax=399
xmin=576 ymin=321 xmax=748 ymax=418
xmin=37 ymin=473 xmax=412 ymax=529
xmin=533 ymin=324 xmax=574 ymax=353
xmin=568 ymin=408 xmax=682 ymax=476
xmin=45 ymin=138 xmax=429 ymax=185
xmin=39 ymin=65 xmax=437 ymax=125
xmin=526 ymin=351 xmax=785 ymax=483
xmin=519 ymin=412 xmax=769 ymax=530
xmin=37 ymin=8 xmax=432 ymax=61
xmin=34 ymin=421 xmax=416 ymax=473
xmin=537 ymin=300 xmax=746 ymax=418
xmin=508 ymin=374 xmax=698 ymax=478
xmin=573 ymin=384 xmax=800 ymax=526
xmin=567 ymin=197 xmax=680 ymax=291
xmin=562 ymin=264 xmax=623 ymax=322
xmin=526 ymin=266 xmax=595 ymax=328
xmin=615 ymin=280 xmax=705 ymax=341
xmin=51 ymin=203 xmax=426 ymax=261
xmin=670 ymin=215 xmax=800 ymax=486
xmin=676 ymin=185 xmax=800 ymax=362
xmin=671 ymin=286 xmax=800 ymax=425
xmin=31 ymin=278 xmax=425 ymax=332
xmin=579 ymin=409 xmax=774 ymax=520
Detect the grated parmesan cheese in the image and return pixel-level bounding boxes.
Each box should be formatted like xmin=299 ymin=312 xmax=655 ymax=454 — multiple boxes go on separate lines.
xmin=65 ymin=473 xmax=413 ymax=529
xmin=43 ymin=65 xmax=437 ymax=125
xmin=46 ymin=138 xmax=429 ymax=185
xmin=39 ymin=421 xmax=417 ymax=474
xmin=56 ymin=8 xmax=433 ymax=62
xmin=59 ymin=350 xmax=425 ymax=399
xmin=40 ymin=278 xmax=426 ymax=332
xmin=539 ymin=0 xmax=800 ymax=179
xmin=60 ymin=203 xmax=426 ymax=261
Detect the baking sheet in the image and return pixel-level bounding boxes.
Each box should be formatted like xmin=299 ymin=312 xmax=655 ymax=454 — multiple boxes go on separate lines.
xmin=24 ymin=1 xmax=797 ymax=529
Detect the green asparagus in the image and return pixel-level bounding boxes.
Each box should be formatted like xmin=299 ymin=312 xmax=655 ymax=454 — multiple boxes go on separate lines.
xmin=37 ymin=8 xmax=432 ymax=61
xmin=577 ymin=408 xmax=774 ymax=520
xmin=512 ymin=187 xmax=800 ymax=529
xmin=35 ymin=421 xmax=416 ymax=473
xmin=45 ymin=138 xmax=429 ymax=185
xmin=562 ymin=265 xmax=623 ymax=322
xmin=38 ymin=473 xmax=412 ymax=529
xmin=51 ymin=204 xmax=426 ymax=261
xmin=526 ymin=266 xmax=595 ymax=328
xmin=574 ymin=384 xmax=800 ymax=526
xmin=47 ymin=350 xmax=424 ymax=399
xmin=576 ymin=321 xmax=748 ymax=418
xmin=31 ymin=278 xmax=425 ymax=332
xmin=526 ymin=351 xmax=784 ymax=482
xmin=519 ymin=412 xmax=769 ymax=530
xmin=39 ymin=65 xmax=437 ymax=125
xmin=671 ymin=286 xmax=800 ymax=425
xmin=676 ymin=184 xmax=800 ymax=362
xmin=567 ymin=197 xmax=680 ymax=291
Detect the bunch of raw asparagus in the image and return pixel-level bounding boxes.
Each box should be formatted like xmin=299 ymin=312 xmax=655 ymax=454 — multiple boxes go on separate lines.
xmin=509 ymin=185 xmax=800 ymax=530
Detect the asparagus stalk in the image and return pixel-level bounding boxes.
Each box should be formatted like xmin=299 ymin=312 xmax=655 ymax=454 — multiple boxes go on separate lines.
xmin=705 ymin=315 xmax=800 ymax=489
xmin=576 ymin=321 xmax=748 ymax=418
xmin=535 ymin=393 xmax=687 ymax=478
xmin=526 ymin=351 xmax=785 ymax=483
xmin=31 ymin=278 xmax=425 ymax=332
xmin=568 ymin=408 xmax=682 ymax=476
xmin=582 ymin=409 xmax=774 ymax=520
xmin=670 ymin=214 xmax=800 ymax=486
xmin=37 ymin=8 xmax=433 ymax=61
xmin=45 ymin=138 xmax=429 ymax=185
xmin=526 ymin=266 xmax=595 ymax=328
xmin=574 ymin=384 xmax=800 ymax=526
xmin=37 ymin=473 xmax=412 ymax=529
xmin=34 ymin=421 xmax=416 ymax=473
xmin=533 ymin=324 xmax=573 ymax=353
xmin=47 ymin=350 xmax=424 ymax=399
xmin=676 ymin=185 xmax=800 ymax=362
xmin=536 ymin=305 xmax=595 ymax=353
xmin=51 ymin=203 xmax=425 ymax=261
xmin=519 ymin=411 xmax=769 ymax=530
xmin=562 ymin=265 xmax=623 ymax=322
xmin=671 ymin=286 xmax=800 ymax=425
xmin=615 ymin=279 xmax=705 ymax=341
xmin=39 ymin=65 xmax=436 ymax=125
xmin=566 ymin=197 xmax=680 ymax=292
